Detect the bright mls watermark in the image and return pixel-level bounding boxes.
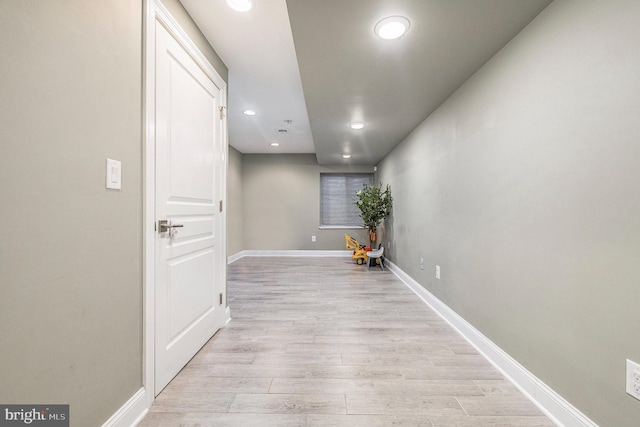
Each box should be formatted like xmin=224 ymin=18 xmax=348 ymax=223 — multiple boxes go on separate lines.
xmin=0 ymin=405 xmax=68 ymax=427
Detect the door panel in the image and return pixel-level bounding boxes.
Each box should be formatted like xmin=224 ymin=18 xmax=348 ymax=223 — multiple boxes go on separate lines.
xmin=168 ymin=57 xmax=215 ymax=201
xmin=167 ymin=248 xmax=214 ymax=341
xmin=154 ymin=22 xmax=224 ymax=395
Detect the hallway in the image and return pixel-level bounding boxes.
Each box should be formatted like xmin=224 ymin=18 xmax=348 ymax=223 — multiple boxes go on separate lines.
xmin=139 ymin=257 xmax=554 ymax=426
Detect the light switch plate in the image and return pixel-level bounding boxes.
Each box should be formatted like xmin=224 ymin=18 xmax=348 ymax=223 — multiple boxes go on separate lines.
xmin=627 ymin=359 xmax=640 ymax=400
xmin=106 ymin=158 xmax=122 ymax=190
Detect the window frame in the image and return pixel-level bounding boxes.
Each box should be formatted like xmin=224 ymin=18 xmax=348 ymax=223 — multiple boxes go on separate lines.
xmin=319 ymin=172 xmax=373 ymax=228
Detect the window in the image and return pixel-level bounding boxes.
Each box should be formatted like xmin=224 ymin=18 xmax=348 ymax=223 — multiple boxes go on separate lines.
xmin=320 ymin=173 xmax=373 ymax=227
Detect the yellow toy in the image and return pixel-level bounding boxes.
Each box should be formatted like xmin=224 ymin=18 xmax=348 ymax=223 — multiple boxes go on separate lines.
xmin=345 ymin=234 xmax=368 ymax=265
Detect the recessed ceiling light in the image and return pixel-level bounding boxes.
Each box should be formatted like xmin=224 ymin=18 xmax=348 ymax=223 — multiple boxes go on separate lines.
xmin=243 ymin=110 xmax=257 ymax=116
xmin=342 ymin=154 xmax=352 ymax=159
xmin=350 ymin=122 xmax=366 ymax=130
xmin=270 ymin=142 xmax=280 ymax=147
xmin=374 ymin=16 xmax=410 ymax=40
xmin=226 ymin=0 xmax=253 ymax=12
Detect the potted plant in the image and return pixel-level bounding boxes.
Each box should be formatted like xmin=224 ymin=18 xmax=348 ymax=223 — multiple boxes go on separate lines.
xmin=354 ymin=183 xmax=392 ymax=245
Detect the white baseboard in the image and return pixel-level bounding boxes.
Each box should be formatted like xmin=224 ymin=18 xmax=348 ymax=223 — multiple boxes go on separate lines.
xmin=386 ymin=259 xmax=597 ymax=427
xmin=227 ymin=250 xmax=246 ymax=264
xmin=104 ymin=308 xmax=233 ymax=427
xmin=102 ymin=387 xmax=148 ymax=427
xmin=228 ymin=250 xmax=351 ymax=264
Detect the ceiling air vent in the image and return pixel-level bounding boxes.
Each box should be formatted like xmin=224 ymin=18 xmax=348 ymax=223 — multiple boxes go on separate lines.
xmin=278 ymin=120 xmax=292 ymax=134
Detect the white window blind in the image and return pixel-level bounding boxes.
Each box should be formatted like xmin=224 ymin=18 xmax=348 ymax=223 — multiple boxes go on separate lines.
xmin=320 ymin=173 xmax=373 ymax=227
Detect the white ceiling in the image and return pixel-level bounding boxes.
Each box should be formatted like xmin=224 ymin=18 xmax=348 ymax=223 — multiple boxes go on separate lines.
xmin=180 ymin=0 xmax=315 ymax=154
xmin=180 ymin=0 xmax=552 ymax=165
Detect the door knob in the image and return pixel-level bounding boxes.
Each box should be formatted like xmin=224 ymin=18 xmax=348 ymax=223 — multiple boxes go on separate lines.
xmin=158 ymin=220 xmax=184 ymax=233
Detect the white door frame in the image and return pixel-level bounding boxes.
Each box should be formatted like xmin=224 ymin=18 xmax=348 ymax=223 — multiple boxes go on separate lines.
xmin=143 ymin=0 xmax=228 ymax=408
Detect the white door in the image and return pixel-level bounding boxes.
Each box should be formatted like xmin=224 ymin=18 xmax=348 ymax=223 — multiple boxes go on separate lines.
xmin=154 ymin=22 xmax=225 ymax=395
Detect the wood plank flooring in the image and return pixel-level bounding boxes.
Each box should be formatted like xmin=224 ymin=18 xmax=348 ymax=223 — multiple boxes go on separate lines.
xmin=139 ymin=257 xmax=555 ymax=427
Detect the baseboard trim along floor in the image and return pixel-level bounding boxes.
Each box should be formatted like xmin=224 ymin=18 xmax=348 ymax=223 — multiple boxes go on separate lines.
xmin=101 ymin=387 xmax=148 ymax=427
xmin=385 ymin=259 xmax=597 ymax=427
xmin=228 ymin=250 xmax=352 ymax=264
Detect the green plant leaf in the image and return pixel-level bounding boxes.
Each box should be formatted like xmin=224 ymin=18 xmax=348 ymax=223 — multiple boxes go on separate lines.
xmin=352 ymin=183 xmax=393 ymax=233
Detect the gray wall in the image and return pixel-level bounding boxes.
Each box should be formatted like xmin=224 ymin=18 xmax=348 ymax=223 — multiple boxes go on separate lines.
xmin=241 ymin=154 xmax=373 ymax=250
xmin=227 ymin=146 xmax=244 ymax=256
xmin=0 ymin=1 xmax=142 ymax=425
xmin=377 ymin=0 xmax=640 ymax=425
xmin=0 ymin=1 xmax=227 ymax=426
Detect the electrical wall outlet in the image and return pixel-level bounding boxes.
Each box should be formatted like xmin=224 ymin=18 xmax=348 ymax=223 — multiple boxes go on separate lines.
xmin=436 ymin=265 xmax=441 ymax=279
xmin=388 ymin=241 xmax=391 ymax=249
xmin=420 ymin=258 xmax=424 ymax=270
xmin=311 ymin=235 xmax=316 ymax=242
xmin=627 ymin=359 xmax=640 ymax=400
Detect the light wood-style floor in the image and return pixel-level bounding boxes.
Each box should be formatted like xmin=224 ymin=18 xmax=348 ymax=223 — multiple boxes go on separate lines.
xmin=139 ymin=257 xmax=555 ymax=427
